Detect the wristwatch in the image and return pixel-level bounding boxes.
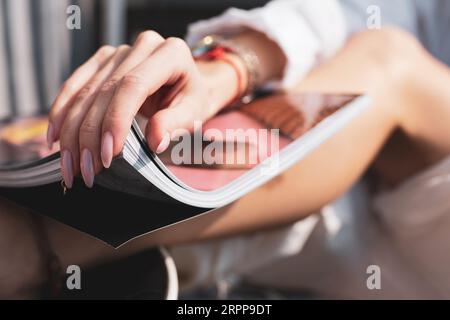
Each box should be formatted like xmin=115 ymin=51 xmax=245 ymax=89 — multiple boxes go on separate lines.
xmin=191 ymin=35 xmax=261 ymax=105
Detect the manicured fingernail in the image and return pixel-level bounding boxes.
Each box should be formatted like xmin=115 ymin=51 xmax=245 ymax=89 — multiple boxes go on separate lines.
xmin=156 ymin=132 xmax=170 ymax=154
xmin=47 ymin=123 xmax=54 ymax=150
xmin=61 ymin=150 xmax=73 ymax=189
xmin=81 ymin=149 xmax=95 ymax=188
xmin=101 ymin=131 xmax=114 ymax=169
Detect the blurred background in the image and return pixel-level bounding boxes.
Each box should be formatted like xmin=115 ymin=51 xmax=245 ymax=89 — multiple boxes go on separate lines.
xmin=73 ymin=0 xmax=270 ymax=69
xmin=1 ymin=0 xmax=274 ymax=121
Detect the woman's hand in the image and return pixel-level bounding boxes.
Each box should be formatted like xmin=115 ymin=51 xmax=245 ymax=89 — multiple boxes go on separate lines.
xmin=47 ymin=31 xmax=245 ymax=188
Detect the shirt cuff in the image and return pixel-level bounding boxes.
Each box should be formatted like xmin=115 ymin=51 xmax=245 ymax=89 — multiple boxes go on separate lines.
xmin=186 ymin=0 xmax=347 ymax=89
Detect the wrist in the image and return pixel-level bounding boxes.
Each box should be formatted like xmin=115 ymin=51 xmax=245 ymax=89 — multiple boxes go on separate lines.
xmin=196 ymin=54 xmax=248 ymax=111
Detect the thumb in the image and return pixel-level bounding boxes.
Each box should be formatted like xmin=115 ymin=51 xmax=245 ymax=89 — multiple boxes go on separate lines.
xmin=145 ymin=101 xmax=210 ymax=154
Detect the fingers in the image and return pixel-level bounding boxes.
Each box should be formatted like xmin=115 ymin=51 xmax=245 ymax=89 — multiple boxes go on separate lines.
xmin=47 ymin=45 xmax=116 ymax=149
xmin=53 ymin=32 xmax=206 ymax=189
xmin=145 ymin=96 xmax=211 ymax=153
xmin=100 ymin=37 xmax=196 ymax=161
xmin=59 ymin=45 xmax=131 ymax=188
xmin=80 ymin=31 xmax=164 ymax=171
xmin=58 ymin=31 xmax=167 ymax=188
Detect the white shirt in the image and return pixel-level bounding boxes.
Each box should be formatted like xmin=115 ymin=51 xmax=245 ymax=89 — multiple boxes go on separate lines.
xmin=186 ymin=0 xmax=450 ymax=88
xmin=173 ymin=0 xmax=450 ymax=299
xmin=186 ymin=0 xmax=347 ymax=89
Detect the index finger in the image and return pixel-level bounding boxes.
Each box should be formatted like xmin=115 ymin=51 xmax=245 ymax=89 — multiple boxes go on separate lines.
xmin=101 ymin=38 xmax=193 ymax=157
xmin=47 ymin=45 xmax=116 ymax=147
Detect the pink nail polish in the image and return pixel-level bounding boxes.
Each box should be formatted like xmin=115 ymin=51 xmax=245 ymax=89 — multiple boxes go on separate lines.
xmin=156 ymin=132 xmax=170 ymax=154
xmin=101 ymin=131 xmax=114 ymax=168
xmin=81 ymin=149 xmax=95 ymax=188
xmin=47 ymin=123 xmax=54 ymax=150
xmin=61 ymin=150 xmax=73 ymax=189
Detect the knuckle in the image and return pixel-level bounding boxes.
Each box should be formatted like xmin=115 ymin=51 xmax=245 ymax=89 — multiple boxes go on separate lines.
xmin=76 ymin=84 xmax=97 ymax=100
xmin=80 ymin=119 xmax=100 ymax=138
xmin=165 ymin=37 xmax=193 ymax=66
xmin=61 ymin=80 xmax=76 ymax=94
xmin=99 ymin=79 xmax=119 ymax=94
xmin=136 ymin=30 xmax=163 ymax=45
xmin=97 ymin=45 xmax=115 ymax=58
xmin=120 ymin=74 xmax=145 ymax=91
xmin=165 ymin=37 xmax=189 ymax=52
xmin=117 ymin=44 xmax=131 ymax=52
xmin=168 ymin=38 xmax=189 ymax=53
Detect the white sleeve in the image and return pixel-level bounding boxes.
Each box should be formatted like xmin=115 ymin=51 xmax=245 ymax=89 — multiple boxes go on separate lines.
xmin=186 ymin=0 xmax=348 ymax=89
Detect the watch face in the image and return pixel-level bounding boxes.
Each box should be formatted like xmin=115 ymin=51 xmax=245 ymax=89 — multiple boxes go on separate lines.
xmin=191 ymin=35 xmax=219 ymax=53
xmin=192 ymin=44 xmax=219 ymax=59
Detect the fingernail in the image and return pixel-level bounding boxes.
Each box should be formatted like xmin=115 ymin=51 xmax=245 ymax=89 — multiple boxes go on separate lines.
xmin=81 ymin=149 xmax=95 ymax=188
xmin=47 ymin=123 xmax=54 ymax=150
xmin=156 ymin=132 xmax=170 ymax=154
xmin=101 ymin=131 xmax=114 ymax=169
xmin=61 ymin=150 xmax=73 ymax=189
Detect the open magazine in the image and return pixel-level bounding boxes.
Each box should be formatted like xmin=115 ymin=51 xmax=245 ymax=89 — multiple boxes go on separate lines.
xmin=0 ymin=93 xmax=369 ymax=247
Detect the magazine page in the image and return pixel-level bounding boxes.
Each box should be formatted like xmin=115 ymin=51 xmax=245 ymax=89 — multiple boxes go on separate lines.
xmin=144 ymin=93 xmax=358 ymax=192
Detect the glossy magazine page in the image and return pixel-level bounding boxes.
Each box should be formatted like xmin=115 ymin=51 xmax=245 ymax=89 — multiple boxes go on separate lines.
xmin=157 ymin=93 xmax=358 ymax=191
xmin=115 ymin=93 xmax=369 ymax=208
